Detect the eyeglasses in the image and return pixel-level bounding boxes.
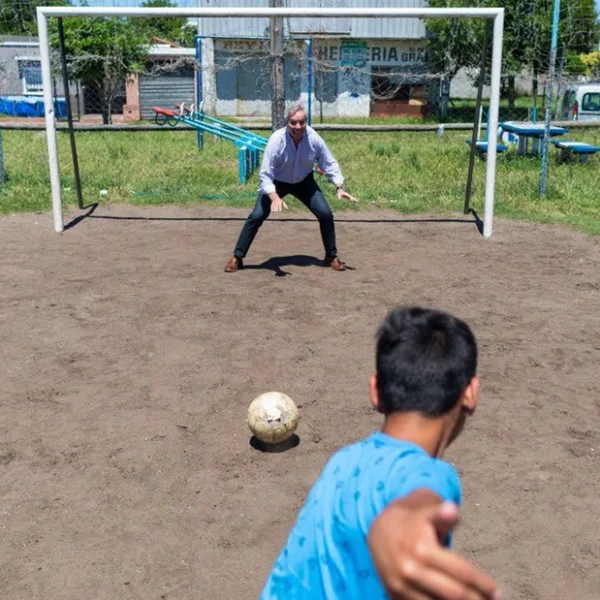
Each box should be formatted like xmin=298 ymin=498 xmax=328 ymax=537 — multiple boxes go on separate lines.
xmin=289 ymin=119 xmax=306 ymax=126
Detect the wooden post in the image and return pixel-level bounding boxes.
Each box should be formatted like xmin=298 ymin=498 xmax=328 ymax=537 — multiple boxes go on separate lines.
xmin=269 ymin=0 xmax=285 ymax=131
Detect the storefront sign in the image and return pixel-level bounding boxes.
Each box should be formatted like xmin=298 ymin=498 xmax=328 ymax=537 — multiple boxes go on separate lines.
xmin=318 ymin=41 xmax=427 ymax=66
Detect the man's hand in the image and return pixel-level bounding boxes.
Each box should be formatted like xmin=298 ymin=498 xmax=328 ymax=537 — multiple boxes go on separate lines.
xmin=269 ymin=193 xmax=289 ymax=212
xmin=337 ymin=187 xmax=358 ymax=203
xmin=368 ymin=493 xmax=500 ymax=600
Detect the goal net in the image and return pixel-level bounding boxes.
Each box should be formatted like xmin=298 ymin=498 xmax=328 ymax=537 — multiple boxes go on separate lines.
xmin=30 ymin=5 xmax=504 ymax=236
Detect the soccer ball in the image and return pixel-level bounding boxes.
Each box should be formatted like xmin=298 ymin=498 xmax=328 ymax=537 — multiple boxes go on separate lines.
xmin=247 ymin=391 xmax=300 ymax=444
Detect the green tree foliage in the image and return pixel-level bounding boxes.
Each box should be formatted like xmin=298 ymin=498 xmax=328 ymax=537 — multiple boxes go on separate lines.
xmin=424 ymin=14 xmax=485 ymax=77
xmin=51 ymin=15 xmax=147 ymax=124
xmin=426 ymin=0 xmax=599 ymax=101
xmin=134 ymin=0 xmax=196 ymax=47
xmin=0 ymin=0 xmax=70 ymax=36
xmin=579 ymin=50 xmax=600 ymax=77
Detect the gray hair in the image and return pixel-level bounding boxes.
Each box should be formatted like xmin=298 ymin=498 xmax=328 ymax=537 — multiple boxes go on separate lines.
xmin=286 ymin=104 xmax=306 ymax=122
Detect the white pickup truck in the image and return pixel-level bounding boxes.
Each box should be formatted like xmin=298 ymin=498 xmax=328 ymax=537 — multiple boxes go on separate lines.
xmin=560 ymin=83 xmax=600 ymax=121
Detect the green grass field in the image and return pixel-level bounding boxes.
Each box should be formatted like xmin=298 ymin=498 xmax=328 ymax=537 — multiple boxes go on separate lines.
xmin=1 ymin=126 xmax=599 ymax=234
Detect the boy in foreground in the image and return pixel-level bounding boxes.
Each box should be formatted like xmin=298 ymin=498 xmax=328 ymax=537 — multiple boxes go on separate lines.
xmin=260 ymin=306 xmax=499 ymax=600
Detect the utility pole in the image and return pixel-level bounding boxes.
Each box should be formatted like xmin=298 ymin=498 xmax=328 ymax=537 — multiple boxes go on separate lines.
xmin=539 ymin=0 xmax=561 ymax=196
xmin=269 ymin=0 xmax=285 ymax=131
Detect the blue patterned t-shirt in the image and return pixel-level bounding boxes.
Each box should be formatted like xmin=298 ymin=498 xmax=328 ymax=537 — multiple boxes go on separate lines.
xmin=260 ymin=431 xmax=462 ymax=600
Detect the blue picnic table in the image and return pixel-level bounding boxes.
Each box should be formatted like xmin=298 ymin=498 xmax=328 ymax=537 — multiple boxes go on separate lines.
xmin=499 ymin=121 xmax=568 ymax=156
xmin=551 ymin=139 xmax=600 ymax=162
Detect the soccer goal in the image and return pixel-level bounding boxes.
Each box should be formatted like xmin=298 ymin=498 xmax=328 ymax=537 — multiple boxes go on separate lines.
xmin=36 ymin=6 xmax=504 ymax=237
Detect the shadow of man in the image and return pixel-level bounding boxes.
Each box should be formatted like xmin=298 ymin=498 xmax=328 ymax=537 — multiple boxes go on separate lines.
xmin=243 ymin=254 xmax=332 ymax=277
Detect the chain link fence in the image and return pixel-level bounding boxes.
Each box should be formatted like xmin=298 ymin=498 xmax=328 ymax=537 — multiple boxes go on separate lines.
xmin=1 ymin=1 xmax=598 ymax=125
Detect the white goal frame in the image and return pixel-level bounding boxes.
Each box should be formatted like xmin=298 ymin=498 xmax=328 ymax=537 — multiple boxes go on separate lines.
xmin=37 ymin=6 xmax=504 ymax=237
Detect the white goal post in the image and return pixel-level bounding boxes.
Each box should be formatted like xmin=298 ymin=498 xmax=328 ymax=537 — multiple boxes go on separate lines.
xmin=36 ymin=6 xmax=504 ymax=236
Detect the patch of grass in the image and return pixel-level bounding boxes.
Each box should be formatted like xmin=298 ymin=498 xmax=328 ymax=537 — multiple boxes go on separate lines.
xmin=369 ymin=141 xmax=401 ymax=157
xmin=1 ymin=127 xmax=600 ymax=235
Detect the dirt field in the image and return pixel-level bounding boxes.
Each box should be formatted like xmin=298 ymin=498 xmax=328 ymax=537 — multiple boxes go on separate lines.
xmin=1 ymin=204 xmax=599 ymax=600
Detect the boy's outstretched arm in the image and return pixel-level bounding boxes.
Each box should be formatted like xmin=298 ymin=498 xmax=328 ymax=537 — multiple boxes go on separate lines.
xmin=368 ymin=489 xmax=500 ymax=600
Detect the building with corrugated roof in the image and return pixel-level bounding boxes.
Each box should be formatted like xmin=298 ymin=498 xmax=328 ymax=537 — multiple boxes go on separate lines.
xmin=197 ymin=0 xmax=437 ymax=119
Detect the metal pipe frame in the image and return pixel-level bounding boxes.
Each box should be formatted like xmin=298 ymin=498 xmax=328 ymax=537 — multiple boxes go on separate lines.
xmin=37 ymin=6 xmax=504 ymax=236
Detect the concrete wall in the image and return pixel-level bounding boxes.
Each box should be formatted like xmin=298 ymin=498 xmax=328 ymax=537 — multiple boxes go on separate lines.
xmin=0 ymin=38 xmax=80 ymax=115
xmin=450 ymin=67 xmax=535 ymax=99
xmin=0 ymin=43 xmax=41 ymax=96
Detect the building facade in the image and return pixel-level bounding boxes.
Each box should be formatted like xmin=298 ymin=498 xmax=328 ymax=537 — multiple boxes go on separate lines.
xmin=0 ymin=35 xmax=83 ymax=117
xmin=197 ymin=0 xmax=438 ymax=119
xmin=0 ymin=36 xmax=43 ymax=97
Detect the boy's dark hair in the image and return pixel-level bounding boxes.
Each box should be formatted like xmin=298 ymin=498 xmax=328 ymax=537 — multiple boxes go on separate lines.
xmin=376 ymin=306 xmax=477 ymax=416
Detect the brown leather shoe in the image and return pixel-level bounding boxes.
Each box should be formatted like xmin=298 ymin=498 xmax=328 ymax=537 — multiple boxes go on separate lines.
xmin=224 ymin=256 xmax=243 ymax=272
xmin=325 ymin=256 xmax=346 ymax=271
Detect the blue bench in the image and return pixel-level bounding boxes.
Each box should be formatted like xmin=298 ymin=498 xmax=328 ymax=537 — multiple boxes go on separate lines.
xmin=551 ymin=140 xmax=600 ymax=163
xmin=466 ymin=140 xmax=508 ymax=160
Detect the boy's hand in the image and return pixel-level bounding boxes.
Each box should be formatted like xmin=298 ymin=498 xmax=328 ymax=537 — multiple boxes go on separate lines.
xmin=368 ymin=494 xmax=500 ymax=600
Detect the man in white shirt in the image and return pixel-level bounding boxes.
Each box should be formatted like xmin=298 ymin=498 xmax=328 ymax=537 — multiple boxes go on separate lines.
xmin=224 ymin=104 xmax=357 ymax=273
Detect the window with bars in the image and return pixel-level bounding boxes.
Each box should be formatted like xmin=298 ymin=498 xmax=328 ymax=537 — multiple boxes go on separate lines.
xmin=17 ymin=59 xmax=43 ymax=95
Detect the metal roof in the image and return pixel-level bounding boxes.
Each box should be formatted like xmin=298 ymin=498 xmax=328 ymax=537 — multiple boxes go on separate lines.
xmin=197 ymin=0 xmax=427 ymax=40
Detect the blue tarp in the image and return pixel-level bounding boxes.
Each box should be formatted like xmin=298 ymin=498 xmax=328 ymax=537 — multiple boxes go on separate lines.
xmin=0 ymin=96 xmax=67 ymax=118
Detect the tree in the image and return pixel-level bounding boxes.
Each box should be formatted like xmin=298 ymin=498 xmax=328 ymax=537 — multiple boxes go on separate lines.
xmin=51 ymin=15 xmax=146 ymax=124
xmin=426 ymin=0 xmax=599 ymax=106
xmin=579 ymin=51 xmax=600 ymax=78
xmin=0 ymin=0 xmax=70 ymax=36
xmin=424 ymin=15 xmax=485 ymax=78
xmin=133 ymin=0 xmax=196 ymax=47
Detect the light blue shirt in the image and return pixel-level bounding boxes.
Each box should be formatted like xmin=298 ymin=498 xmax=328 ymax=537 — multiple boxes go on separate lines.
xmin=260 ymin=432 xmax=462 ymax=600
xmin=259 ymin=126 xmax=344 ymax=195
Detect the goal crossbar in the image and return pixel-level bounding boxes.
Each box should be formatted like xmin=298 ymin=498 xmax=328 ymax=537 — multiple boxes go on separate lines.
xmin=36 ymin=6 xmax=505 ymax=237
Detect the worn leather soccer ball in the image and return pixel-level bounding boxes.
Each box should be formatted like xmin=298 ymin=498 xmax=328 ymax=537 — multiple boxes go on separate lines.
xmin=247 ymin=392 xmax=299 ymax=444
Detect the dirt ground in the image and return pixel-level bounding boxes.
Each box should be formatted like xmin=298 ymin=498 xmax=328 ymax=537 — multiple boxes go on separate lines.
xmin=1 ymin=204 xmax=599 ymax=600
